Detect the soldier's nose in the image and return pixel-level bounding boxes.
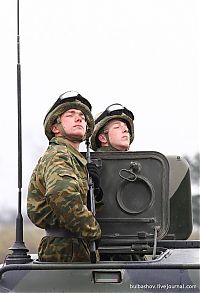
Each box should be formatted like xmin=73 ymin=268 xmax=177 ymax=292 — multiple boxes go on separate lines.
xmin=75 ymin=115 xmax=82 ymax=122
xmin=123 ymin=126 xmax=128 ymax=132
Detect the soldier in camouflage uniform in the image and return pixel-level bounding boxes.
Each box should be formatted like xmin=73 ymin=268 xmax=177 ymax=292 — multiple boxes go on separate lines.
xmin=91 ymin=103 xmax=134 ymax=152
xmin=91 ymin=103 xmax=135 ymax=262
xmin=27 ymin=91 xmax=101 ymax=262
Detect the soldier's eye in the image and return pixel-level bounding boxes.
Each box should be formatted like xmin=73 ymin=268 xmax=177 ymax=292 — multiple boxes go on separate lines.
xmin=80 ymin=115 xmax=86 ymax=120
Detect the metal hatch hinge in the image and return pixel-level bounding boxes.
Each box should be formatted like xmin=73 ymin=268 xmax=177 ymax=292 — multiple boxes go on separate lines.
xmin=152 ymin=226 xmax=160 ymax=260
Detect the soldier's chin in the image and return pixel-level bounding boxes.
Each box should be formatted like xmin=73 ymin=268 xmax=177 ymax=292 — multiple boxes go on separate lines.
xmin=118 ymin=142 xmax=129 ymax=151
xmin=122 ymin=140 xmax=130 ymax=148
xmin=121 ymin=139 xmax=129 ymax=146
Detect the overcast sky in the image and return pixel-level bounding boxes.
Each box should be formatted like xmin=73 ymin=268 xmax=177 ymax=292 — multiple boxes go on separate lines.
xmin=0 ymin=0 xmax=199 ymax=211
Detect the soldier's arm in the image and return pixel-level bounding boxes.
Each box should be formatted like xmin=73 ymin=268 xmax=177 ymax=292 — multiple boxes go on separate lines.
xmin=44 ymin=153 xmax=101 ymax=240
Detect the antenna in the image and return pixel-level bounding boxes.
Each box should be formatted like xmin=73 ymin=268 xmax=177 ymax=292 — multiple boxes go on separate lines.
xmin=6 ymin=0 xmax=32 ymax=264
xmin=85 ymin=139 xmax=97 ymax=263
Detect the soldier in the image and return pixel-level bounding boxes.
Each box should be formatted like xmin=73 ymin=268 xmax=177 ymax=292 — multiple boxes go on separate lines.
xmin=27 ymin=91 xmax=101 ymax=262
xmin=91 ymin=103 xmax=134 ymax=152
xmin=90 ymin=103 xmax=135 ymax=261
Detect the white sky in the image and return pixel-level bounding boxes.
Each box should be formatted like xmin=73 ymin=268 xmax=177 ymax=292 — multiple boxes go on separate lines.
xmin=0 ymin=0 xmax=199 ymax=210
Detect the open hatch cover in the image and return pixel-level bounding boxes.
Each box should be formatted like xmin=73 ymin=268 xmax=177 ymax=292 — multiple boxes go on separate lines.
xmin=90 ymin=151 xmax=170 ymax=245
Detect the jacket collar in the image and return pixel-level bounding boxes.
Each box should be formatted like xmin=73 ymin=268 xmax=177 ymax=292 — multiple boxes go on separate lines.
xmin=50 ymin=137 xmax=87 ymax=165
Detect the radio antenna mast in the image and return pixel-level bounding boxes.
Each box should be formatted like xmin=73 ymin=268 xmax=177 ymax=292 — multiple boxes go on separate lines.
xmin=6 ymin=0 xmax=31 ymax=264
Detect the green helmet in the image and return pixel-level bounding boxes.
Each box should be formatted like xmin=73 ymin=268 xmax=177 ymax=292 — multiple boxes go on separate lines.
xmin=44 ymin=91 xmax=94 ymax=140
xmin=91 ymin=103 xmax=134 ymax=151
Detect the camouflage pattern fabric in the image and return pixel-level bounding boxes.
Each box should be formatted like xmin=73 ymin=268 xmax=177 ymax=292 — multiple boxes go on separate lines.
xmin=96 ymin=146 xmax=120 ymax=152
xmin=27 ymin=136 xmax=101 ymax=262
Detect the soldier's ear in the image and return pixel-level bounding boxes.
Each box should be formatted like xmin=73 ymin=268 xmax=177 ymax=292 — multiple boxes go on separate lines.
xmin=98 ymin=133 xmax=108 ymax=144
xmin=51 ymin=123 xmax=60 ymax=135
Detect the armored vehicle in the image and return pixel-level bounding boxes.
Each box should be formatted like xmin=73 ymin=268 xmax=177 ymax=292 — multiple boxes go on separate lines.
xmin=1 ymin=1 xmax=199 ymax=291
xmin=0 ymin=151 xmax=199 ymax=292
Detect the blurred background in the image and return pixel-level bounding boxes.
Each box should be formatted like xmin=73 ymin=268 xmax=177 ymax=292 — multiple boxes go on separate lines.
xmin=0 ymin=0 xmax=199 ymax=261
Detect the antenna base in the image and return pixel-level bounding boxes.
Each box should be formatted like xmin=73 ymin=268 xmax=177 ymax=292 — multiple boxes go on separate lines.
xmin=6 ymin=241 xmax=32 ymax=264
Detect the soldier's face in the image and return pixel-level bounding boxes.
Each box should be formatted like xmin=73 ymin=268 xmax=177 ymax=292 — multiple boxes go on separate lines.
xmin=103 ymin=119 xmax=130 ymax=150
xmin=53 ymin=109 xmax=87 ymax=139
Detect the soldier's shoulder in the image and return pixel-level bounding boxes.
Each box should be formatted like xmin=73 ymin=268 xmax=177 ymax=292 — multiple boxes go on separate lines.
xmin=43 ymin=144 xmax=71 ymax=164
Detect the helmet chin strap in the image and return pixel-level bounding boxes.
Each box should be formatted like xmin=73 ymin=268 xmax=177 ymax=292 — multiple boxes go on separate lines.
xmin=58 ymin=123 xmax=84 ymax=143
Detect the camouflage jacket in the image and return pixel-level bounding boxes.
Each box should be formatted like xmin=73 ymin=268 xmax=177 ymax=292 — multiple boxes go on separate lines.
xmin=27 ymin=137 xmax=101 ymax=259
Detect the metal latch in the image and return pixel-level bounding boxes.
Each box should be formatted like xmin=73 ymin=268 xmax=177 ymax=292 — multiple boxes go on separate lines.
xmin=152 ymin=226 xmax=160 ymax=259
